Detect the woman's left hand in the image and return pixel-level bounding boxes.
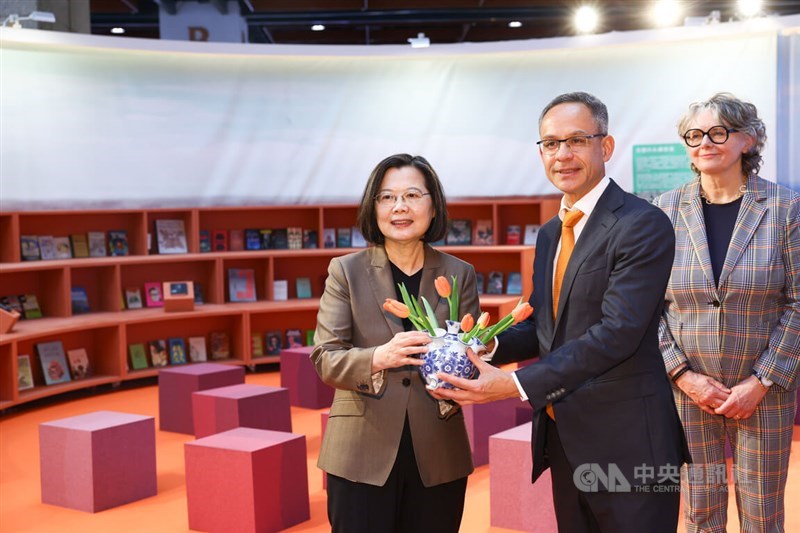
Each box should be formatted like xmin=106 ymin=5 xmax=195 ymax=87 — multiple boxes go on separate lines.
xmin=714 ymin=376 xmax=769 ymax=420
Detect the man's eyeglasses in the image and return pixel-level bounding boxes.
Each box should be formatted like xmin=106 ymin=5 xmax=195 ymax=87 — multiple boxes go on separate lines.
xmin=536 ymin=133 xmax=606 ymax=155
xmin=374 ymin=189 xmax=431 ymax=207
xmin=682 ymin=126 xmax=738 ymax=148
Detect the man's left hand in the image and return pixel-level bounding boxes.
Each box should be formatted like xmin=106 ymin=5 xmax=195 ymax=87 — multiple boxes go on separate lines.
xmin=714 ymin=376 xmax=769 ymax=420
xmin=431 ymin=348 xmax=520 ymax=405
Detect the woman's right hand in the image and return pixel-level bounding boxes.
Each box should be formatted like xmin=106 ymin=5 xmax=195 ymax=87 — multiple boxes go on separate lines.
xmin=675 ymin=371 xmax=731 ymax=415
xmin=371 ymin=331 xmax=431 ymax=373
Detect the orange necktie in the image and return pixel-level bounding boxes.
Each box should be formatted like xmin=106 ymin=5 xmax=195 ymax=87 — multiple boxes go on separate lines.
xmin=547 ymin=208 xmax=584 ymax=421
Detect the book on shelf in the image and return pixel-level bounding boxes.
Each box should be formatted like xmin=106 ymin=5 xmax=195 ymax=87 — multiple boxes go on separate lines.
xmin=66 ymin=348 xmax=91 ymax=380
xmin=129 ymin=343 xmax=149 ymax=370
xmin=199 ymin=230 xmax=212 ymax=253
xmin=38 ymin=236 xmax=57 ymax=260
xmin=476 ymin=272 xmax=485 ymax=295
xmin=168 ymin=338 xmax=187 ymax=365
xmin=286 ymin=328 xmax=304 ymax=348
xmin=265 ymin=331 xmax=282 ymax=355
xmin=322 ymin=228 xmax=336 ymax=249
xmin=523 ymin=224 xmax=541 ymax=246
xmin=259 ymin=229 xmax=273 ymax=249
xmin=336 ymin=227 xmax=351 ymax=248
xmin=473 ymin=219 xmax=493 ymax=246
xmin=446 ymin=220 xmax=472 ymax=245
xmin=351 ymin=227 xmax=367 ymax=248
xmin=125 ymin=287 xmax=144 ymax=309
xmin=193 ymin=282 xmax=204 ymax=305
xmin=209 ymin=331 xmax=230 ymax=360
xmin=273 ymin=279 xmax=288 ymax=301
xmin=20 ymin=236 xmax=41 ymax=261
xmin=71 ymin=286 xmax=91 ymax=315
xmin=251 ymin=333 xmax=264 ymax=357
xmin=243 ymin=229 xmax=260 ymax=251
xmin=287 ymin=227 xmax=303 ymax=250
xmin=505 ymin=225 xmax=522 ymax=245
xmin=36 ymin=340 xmax=71 ymax=385
xmin=228 ymin=229 xmax=244 ymax=251
xmin=19 ymin=294 xmax=43 ymax=319
xmin=155 ymin=219 xmax=188 ymax=254
xmin=70 ymin=234 xmax=89 ymax=258
xmin=228 ymin=268 xmax=256 ymax=302
xmin=188 ymin=336 xmax=208 ymax=362
xmin=17 ymin=354 xmax=34 ymax=391
xmin=486 ymin=271 xmax=504 ymax=295
xmin=88 ymin=232 xmax=107 ymax=257
xmin=144 ymin=282 xmax=164 ymax=308
xmin=296 ymin=277 xmax=312 ymax=299
xmin=148 ymin=339 xmax=169 ymax=367
xmin=108 ymin=230 xmax=129 ymax=256
xmin=1 ymin=296 xmax=23 ymax=315
xmin=270 ymin=228 xmax=289 ymax=249
xmin=147 ymin=232 xmax=153 ymax=254
xmin=212 ymin=229 xmax=228 ymax=251
xmin=506 ymin=272 xmax=523 ymax=296
xmin=53 ymin=237 xmax=73 ymax=259
xmin=305 ymin=329 xmax=315 ymax=346
xmin=303 ymin=229 xmax=318 ymax=249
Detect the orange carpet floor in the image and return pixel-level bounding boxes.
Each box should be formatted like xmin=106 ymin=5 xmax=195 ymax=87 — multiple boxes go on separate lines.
xmin=1 ymin=370 xmax=798 ymax=532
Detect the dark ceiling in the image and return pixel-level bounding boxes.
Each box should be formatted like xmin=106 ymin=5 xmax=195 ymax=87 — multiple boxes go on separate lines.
xmin=90 ymin=0 xmax=800 ymax=45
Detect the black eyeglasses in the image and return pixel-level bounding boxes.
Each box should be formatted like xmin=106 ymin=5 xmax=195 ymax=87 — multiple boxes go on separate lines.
xmin=682 ymin=126 xmax=738 ymax=147
xmin=536 ymin=133 xmax=606 ymax=155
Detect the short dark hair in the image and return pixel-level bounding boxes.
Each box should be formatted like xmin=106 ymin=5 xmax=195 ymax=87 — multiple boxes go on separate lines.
xmin=538 ymin=91 xmax=609 ymax=134
xmin=356 ymin=154 xmax=448 ymax=245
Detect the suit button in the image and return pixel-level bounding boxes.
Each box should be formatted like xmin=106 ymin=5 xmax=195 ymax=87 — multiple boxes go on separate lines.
xmin=402 ymin=378 xmax=411 ymax=387
xmin=711 ymin=300 xmax=721 ymax=307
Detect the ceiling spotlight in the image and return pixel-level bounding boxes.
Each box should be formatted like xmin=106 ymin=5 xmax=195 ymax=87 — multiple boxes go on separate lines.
xmin=407 ymin=32 xmax=430 ymax=48
xmin=111 ymin=27 xmax=125 ymax=34
xmin=651 ymin=0 xmax=683 ymax=27
xmin=311 ymin=24 xmax=325 ymax=31
xmin=508 ymin=21 xmax=522 ymax=28
xmin=737 ymin=0 xmax=763 ymax=18
xmin=574 ymin=6 xmax=599 ymax=34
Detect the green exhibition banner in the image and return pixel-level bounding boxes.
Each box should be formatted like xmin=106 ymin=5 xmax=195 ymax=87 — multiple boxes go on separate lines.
xmin=632 ymin=143 xmax=694 ymax=200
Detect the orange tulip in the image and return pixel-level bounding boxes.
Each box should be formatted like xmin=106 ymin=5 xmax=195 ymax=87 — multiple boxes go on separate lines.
xmin=476 ymin=312 xmax=490 ymax=329
xmin=511 ymin=302 xmax=533 ymax=324
xmin=460 ymin=313 xmax=474 ymax=332
xmin=383 ymin=298 xmax=410 ymax=318
xmin=434 ymin=276 xmax=451 ymax=298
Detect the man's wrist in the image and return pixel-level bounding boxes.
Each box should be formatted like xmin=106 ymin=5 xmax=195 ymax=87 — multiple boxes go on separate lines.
xmin=752 ymin=369 xmax=773 ymax=389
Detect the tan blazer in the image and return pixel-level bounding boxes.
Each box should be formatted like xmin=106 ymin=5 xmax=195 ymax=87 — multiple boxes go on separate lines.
xmin=312 ymin=244 xmax=480 ymax=487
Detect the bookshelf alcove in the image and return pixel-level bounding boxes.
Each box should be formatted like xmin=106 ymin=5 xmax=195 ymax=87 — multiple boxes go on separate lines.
xmin=0 ymin=196 xmax=560 ymax=409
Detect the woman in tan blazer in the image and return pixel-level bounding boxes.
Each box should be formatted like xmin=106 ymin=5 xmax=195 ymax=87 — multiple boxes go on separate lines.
xmin=655 ymin=93 xmax=799 ymax=532
xmin=312 ymin=154 xmax=481 ymax=533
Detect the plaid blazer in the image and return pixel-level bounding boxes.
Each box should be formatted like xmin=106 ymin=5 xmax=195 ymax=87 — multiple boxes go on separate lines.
xmin=654 ymin=175 xmax=800 ymax=390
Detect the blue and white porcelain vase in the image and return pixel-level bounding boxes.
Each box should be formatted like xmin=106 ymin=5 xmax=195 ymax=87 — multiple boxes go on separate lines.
xmin=420 ymin=320 xmax=478 ymax=390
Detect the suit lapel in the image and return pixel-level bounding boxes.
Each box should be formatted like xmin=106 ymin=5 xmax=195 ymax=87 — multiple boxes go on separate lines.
xmin=421 ymin=245 xmax=447 ymax=326
xmin=718 ymin=177 xmax=766 ymax=287
xmin=678 ymin=181 xmax=716 ymax=289
xmin=366 ymin=247 xmax=405 ymax=336
xmin=539 ymin=220 xmax=559 ymax=349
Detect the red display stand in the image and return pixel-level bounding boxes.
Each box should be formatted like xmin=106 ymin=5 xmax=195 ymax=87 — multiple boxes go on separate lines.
xmin=462 ymin=397 xmax=531 ymax=466
xmin=39 ymin=411 xmax=156 ymax=512
xmin=279 ymin=346 xmax=334 ymax=409
xmin=192 ymin=383 xmax=292 ymax=438
xmin=185 ymin=427 xmax=310 ymax=533
xmin=158 ymin=363 xmax=245 ymax=434
xmin=489 ymin=422 xmax=556 ymax=532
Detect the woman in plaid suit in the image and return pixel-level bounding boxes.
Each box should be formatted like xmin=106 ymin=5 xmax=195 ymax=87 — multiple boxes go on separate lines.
xmin=655 ymin=93 xmax=799 ymax=532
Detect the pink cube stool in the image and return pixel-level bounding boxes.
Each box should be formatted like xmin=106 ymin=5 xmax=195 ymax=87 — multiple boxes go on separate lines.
xmin=279 ymin=346 xmax=334 ymax=409
xmin=185 ymin=427 xmax=310 ymax=533
xmin=192 ymin=384 xmax=292 ymax=438
xmin=39 ymin=410 xmax=156 ymax=512
xmin=159 ymin=363 xmax=245 ymax=434
xmin=463 ymin=397 xmax=529 ymax=466
xmin=489 ymin=422 xmax=556 ymax=532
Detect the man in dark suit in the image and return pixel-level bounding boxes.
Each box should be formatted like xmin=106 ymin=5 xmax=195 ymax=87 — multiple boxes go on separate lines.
xmin=435 ymin=92 xmax=690 ymax=532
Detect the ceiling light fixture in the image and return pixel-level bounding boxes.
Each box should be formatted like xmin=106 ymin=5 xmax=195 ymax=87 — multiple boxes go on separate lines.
xmin=508 ymin=21 xmax=522 ymax=28
xmin=574 ymin=6 xmax=599 ymax=34
xmin=1 ymin=10 xmax=56 ymax=28
xmin=737 ymin=0 xmax=763 ymax=18
xmin=311 ymin=24 xmax=325 ymax=31
xmin=651 ymin=0 xmax=683 ymax=27
xmin=111 ymin=27 xmax=125 ymax=34
xmin=407 ymin=32 xmax=430 ymax=48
